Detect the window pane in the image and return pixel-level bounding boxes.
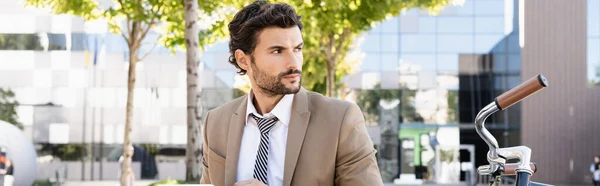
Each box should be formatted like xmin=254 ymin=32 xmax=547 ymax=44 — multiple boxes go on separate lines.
xmin=437 ymin=17 xmax=473 ymax=33
xmin=380 ymin=17 xmax=399 ymax=33
xmin=475 ymin=17 xmax=505 ymax=34
xmin=474 ymin=1 xmax=504 ymax=16
xmin=475 ymin=34 xmax=504 ymax=53
xmin=437 ymin=34 xmax=474 ymax=53
xmin=400 ymin=54 xmax=436 ymax=72
xmin=361 ymin=33 xmax=380 ymax=52
xmin=361 ymin=53 xmax=381 ymax=71
xmin=438 ymin=54 xmax=459 ymax=73
xmin=418 ymin=17 xmax=436 ymax=34
xmin=588 ymin=0 xmax=600 ymax=37
xmin=381 ymin=34 xmax=399 ymax=52
xmin=401 ymin=34 xmax=435 ymax=53
xmin=508 ymin=54 xmax=521 ymax=73
xmin=455 ymin=0 xmax=475 ymax=16
xmin=588 ymin=38 xmax=600 ymax=85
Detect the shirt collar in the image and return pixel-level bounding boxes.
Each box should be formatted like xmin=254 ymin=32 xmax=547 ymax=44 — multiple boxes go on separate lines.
xmin=246 ymin=89 xmax=294 ymax=127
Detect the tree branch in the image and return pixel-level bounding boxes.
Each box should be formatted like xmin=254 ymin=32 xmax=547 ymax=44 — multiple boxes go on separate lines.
xmin=334 ymin=27 xmax=351 ymax=57
xmin=110 ymin=20 xmax=130 ymax=46
xmin=116 ymin=0 xmax=132 ymax=36
xmin=135 ymin=1 xmax=163 ymax=49
xmin=138 ymin=40 xmax=159 ymax=62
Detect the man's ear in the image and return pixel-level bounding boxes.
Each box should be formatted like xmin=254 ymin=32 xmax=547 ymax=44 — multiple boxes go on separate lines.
xmin=235 ymin=49 xmax=249 ymax=71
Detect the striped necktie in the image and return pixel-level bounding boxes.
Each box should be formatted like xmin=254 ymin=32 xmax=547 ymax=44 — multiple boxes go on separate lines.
xmin=249 ymin=113 xmax=279 ymax=185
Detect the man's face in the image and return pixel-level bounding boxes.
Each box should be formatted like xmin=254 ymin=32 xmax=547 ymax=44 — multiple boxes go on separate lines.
xmin=595 ymin=156 xmax=599 ymax=162
xmin=245 ymin=26 xmax=303 ymax=96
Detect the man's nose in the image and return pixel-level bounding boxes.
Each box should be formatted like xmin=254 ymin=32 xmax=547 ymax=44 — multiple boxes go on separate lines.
xmin=286 ymin=51 xmax=301 ymax=70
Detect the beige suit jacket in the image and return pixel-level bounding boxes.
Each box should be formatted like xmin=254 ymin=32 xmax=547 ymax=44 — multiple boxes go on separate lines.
xmin=200 ymin=88 xmax=382 ymax=186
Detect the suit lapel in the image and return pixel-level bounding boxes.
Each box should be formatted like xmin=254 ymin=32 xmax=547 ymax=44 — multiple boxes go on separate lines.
xmin=283 ymin=88 xmax=311 ymax=186
xmin=224 ymin=95 xmax=248 ymax=186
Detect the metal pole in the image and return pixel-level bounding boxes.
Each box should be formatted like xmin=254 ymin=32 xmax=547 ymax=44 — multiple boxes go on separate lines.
xmin=99 ymin=67 xmax=105 ymax=180
xmin=82 ymin=70 xmax=87 ymax=181
xmin=90 ymin=35 xmax=98 ymax=180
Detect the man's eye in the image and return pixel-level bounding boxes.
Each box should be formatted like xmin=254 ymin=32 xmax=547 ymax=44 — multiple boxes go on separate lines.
xmin=294 ymin=47 xmax=302 ymax=52
xmin=272 ymin=50 xmax=281 ymax=54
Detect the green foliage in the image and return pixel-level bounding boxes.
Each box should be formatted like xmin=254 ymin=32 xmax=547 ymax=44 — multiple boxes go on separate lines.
xmin=139 ymin=143 xmax=160 ymax=157
xmin=354 ymin=85 xmax=424 ymax=124
xmin=57 ymin=144 xmax=89 ymax=161
xmin=38 ymin=143 xmax=89 ymax=161
xmin=161 ymin=0 xmax=238 ymax=51
xmin=446 ymin=90 xmax=458 ymax=123
xmin=25 ymin=0 xmax=239 ymax=53
xmin=0 ymin=88 xmax=22 ymax=130
xmin=277 ymin=0 xmax=455 ymax=96
xmin=26 ymin=0 xmax=100 ymax=20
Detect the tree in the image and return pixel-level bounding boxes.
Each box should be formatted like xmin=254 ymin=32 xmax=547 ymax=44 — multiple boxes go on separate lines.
xmin=161 ymin=0 xmax=239 ymax=181
xmin=280 ymin=0 xmax=455 ymax=97
xmin=23 ymin=0 xmax=230 ymax=184
xmin=25 ymin=1 xmax=165 ymax=184
xmin=184 ymin=0 xmax=203 ymax=181
xmin=0 ymin=88 xmax=22 ymax=130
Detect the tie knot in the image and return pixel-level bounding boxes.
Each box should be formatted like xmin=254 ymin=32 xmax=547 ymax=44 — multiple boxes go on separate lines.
xmin=250 ymin=113 xmax=278 ymax=134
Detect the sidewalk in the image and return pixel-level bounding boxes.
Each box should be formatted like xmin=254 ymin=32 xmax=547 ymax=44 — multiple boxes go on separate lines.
xmin=61 ymin=180 xmax=159 ymax=186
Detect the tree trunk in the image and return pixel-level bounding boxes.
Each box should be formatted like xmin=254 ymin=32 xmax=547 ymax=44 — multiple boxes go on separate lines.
xmin=184 ymin=0 xmax=202 ymax=181
xmin=326 ymin=60 xmax=335 ymax=97
xmin=121 ymin=22 xmax=140 ymax=186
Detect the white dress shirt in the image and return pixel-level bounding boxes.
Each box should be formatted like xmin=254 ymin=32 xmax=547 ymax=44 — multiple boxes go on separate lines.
xmin=237 ymin=90 xmax=294 ymax=186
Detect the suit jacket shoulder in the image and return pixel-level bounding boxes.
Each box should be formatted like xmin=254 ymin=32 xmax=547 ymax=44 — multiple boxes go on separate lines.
xmin=305 ymin=91 xmax=356 ymax=112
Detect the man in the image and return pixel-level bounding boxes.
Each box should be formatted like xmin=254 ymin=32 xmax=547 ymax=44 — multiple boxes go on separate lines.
xmin=591 ymin=155 xmax=600 ymax=185
xmin=200 ymin=1 xmax=382 ymax=186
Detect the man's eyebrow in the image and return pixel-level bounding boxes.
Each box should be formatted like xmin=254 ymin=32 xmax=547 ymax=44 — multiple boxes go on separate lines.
xmin=296 ymin=42 xmax=304 ymax=47
xmin=267 ymin=45 xmax=286 ymax=50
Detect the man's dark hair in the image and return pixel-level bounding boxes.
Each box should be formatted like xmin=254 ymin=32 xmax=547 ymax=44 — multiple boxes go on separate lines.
xmin=228 ymin=0 xmax=303 ymax=75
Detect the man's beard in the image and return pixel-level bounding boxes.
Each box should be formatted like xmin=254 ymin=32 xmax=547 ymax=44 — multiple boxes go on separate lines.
xmin=250 ymin=56 xmax=302 ymax=97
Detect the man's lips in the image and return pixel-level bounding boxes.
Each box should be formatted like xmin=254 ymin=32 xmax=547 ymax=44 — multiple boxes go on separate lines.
xmin=283 ymin=74 xmax=300 ymax=78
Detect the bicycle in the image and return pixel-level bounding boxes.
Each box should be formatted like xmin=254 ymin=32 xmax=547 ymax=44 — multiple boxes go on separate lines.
xmin=474 ymin=74 xmax=553 ymax=186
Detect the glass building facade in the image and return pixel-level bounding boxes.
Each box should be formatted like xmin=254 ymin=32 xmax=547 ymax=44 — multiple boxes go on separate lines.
xmin=336 ymin=0 xmax=523 ymax=181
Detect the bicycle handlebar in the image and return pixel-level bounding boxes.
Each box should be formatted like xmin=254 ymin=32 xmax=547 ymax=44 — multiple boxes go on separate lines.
xmin=495 ymin=74 xmax=548 ymax=110
xmin=476 ymin=74 xmax=550 ymax=186
xmin=503 ymin=162 xmax=537 ymax=175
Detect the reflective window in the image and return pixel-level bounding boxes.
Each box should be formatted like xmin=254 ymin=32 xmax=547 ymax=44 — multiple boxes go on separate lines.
xmin=437 ymin=34 xmax=474 ymax=53
xmin=401 ymin=34 xmax=435 ymax=53
xmin=588 ymin=38 xmax=600 ymax=86
xmin=381 ymin=53 xmax=399 ymax=70
xmin=361 ymin=33 xmax=380 ymax=52
xmin=437 ymin=17 xmax=473 ymax=34
xmin=492 ymin=54 xmax=508 ymax=72
xmin=588 ymin=0 xmax=600 ymax=37
xmin=361 ymin=53 xmax=381 ymax=72
xmin=380 ymin=34 xmax=398 ymax=52
xmin=507 ymin=54 xmax=521 ymax=73
xmin=400 ymin=54 xmax=436 ymax=72
xmin=455 ymin=0 xmax=475 ymax=16
xmin=474 ymin=0 xmax=505 ymax=16
xmin=475 ymin=17 xmax=505 ymax=34
xmin=380 ymin=17 xmax=399 ymax=33
xmin=475 ymin=34 xmax=504 ymax=53
xmin=589 ymin=0 xmax=600 ymax=86
xmin=437 ymin=54 xmax=459 ymax=73
xmin=417 ymin=17 xmax=436 ymax=34
xmin=0 ymin=34 xmax=65 ymax=50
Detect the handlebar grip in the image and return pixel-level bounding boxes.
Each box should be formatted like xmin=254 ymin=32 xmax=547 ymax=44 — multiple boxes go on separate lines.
xmin=495 ymin=74 xmax=548 ymax=110
xmin=503 ymin=162 xmax=537 ymax=175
